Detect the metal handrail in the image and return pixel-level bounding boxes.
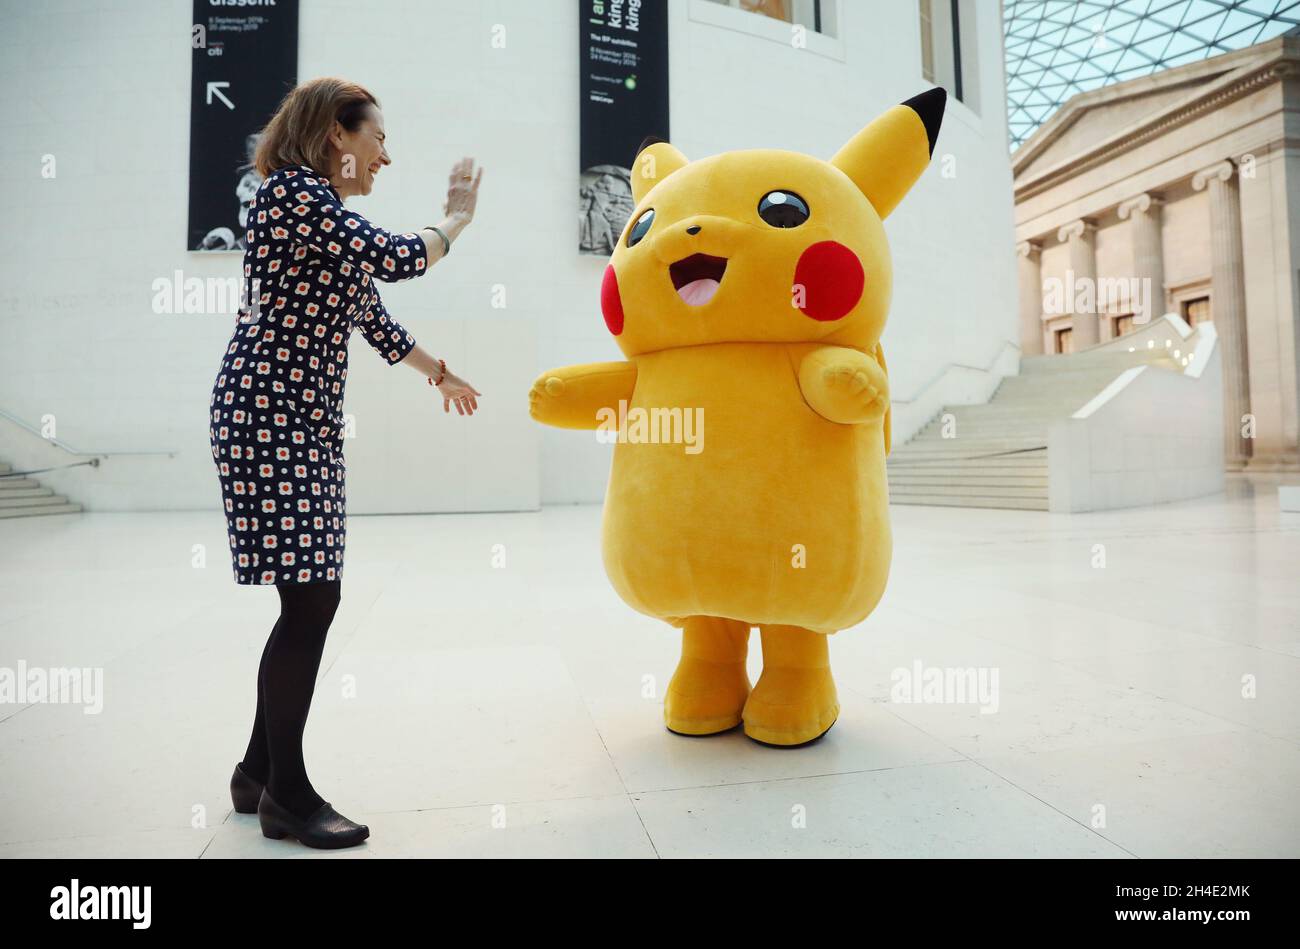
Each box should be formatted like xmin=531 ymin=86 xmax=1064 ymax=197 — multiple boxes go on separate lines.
xmin=886 ymin=445 xmax=1048 ymax=467
xmin=0 ymin=459 xmax=101 ymax=479
xmin=889 ymin=339 xmax=1022 ymax=405
xmin=0 ymin=407 xmax=177 ymax=458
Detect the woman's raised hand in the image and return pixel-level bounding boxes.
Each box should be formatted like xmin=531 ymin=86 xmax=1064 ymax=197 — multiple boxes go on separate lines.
xmin=436 ymin=369 xmax=482 ymax=416
xmin=444 ymin=157 xmax=483 ymax=225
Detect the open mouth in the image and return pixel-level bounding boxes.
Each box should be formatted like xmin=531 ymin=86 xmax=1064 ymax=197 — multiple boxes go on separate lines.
xmin=669 ymin=254 xmax=728 ymax=306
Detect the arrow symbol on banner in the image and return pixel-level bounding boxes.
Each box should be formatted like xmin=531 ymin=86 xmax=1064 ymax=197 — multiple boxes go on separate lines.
xmin=206 ymin=82 xmax=235 ymax=110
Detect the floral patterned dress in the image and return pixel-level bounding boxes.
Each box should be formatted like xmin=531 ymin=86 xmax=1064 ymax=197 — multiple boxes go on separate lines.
xmin=209 ymin=164 xmax=428 ymax=584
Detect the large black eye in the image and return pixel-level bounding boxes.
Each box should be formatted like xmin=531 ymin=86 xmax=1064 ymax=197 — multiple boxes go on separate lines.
xmin=758 ymin=191 xmax=810 ymax=228
xmin=627 ymin=208 xmax=655 ymax=247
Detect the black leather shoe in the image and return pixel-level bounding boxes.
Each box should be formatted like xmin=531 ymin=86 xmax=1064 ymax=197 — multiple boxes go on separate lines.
xmin=230 ymin=763 xmax=265 ymax=814
xmin=257 ymin=789 xmax=370 ymax=849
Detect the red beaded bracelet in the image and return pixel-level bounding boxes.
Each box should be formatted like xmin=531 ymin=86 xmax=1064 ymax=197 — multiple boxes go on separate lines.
xmin=426 ymin=358 xmax=447 ymax=387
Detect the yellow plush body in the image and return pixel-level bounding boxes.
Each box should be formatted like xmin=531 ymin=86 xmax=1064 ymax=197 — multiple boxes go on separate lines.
xmin=602 ymin=342 xmax=890 ymax=635
xmin=531 ymin=90 xmax=946 ymax=745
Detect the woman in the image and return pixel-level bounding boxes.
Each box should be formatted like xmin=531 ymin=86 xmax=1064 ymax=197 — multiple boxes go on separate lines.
xmin=208 ymin=77 xmax=482 ymax=849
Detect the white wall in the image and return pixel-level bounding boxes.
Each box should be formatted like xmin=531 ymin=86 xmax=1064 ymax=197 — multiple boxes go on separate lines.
xmin=0 ymin=0 xmax=1018 ymax=511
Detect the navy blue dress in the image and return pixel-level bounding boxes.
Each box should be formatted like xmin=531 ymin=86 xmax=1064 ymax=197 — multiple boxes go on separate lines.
xmin=209 ymin=165 xmax=428 ymax=585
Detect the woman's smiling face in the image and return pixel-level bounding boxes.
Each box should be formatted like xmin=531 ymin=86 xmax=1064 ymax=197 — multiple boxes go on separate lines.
xmin=332 ymin=104 xmax=390 ymax=196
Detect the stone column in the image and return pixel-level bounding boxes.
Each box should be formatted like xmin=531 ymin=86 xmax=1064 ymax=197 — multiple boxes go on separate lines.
xmin=1117 ymin=193 xmax=1166 ymax=326
xmin=1193 ymin=160 xmax=1252 ymax=468
xmin=1236 ymin=142 xmax=1300 ymax=471
xmin=1016 ymin=240 xmax=1044 ymax=356
xmin=1057 ymin=219 xmax=1099 ymax=347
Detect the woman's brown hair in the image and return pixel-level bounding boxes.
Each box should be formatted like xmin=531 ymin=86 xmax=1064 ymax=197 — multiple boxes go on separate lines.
xmin=254 ymin=77 xmax=379 ymax=178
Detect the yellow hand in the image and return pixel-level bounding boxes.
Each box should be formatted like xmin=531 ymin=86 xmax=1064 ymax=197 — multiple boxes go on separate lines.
xmin=528 ymin=362 xmax=637 ymax=430
xmin=797 ymin=347 xmax=889 ymax=425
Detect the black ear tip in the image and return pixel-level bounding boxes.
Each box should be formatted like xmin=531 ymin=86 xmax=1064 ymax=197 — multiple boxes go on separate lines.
xmin=636 ymin=135 xmax=668 ymax=160
xmin=902 ymin=88 xmax=947 ymax=157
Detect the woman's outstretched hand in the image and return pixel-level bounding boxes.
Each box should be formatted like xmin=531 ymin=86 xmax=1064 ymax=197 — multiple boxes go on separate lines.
xmin=436 ymin=370 xmax=482 ymax=416
xmin=444 ymin=157 xmax=482 ymax=226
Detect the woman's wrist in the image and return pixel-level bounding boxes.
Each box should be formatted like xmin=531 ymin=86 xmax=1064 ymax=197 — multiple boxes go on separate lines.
xmin=422 ymin=225 xmax=451 ymax=258
xmin=401 ymin=343 xmax=446 ymax=382
xmin=425 ymin=358 xmax=448 ymax=387
xmin=447 ymin=214 xmax=471 ymax=238
xmin=419 ymin=216 xmax=469 ymax=261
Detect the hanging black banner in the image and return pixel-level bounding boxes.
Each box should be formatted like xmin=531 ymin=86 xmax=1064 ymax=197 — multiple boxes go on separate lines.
xmin=188 ymin=0 xmax=299 ymax=253
xmin=579 ymin=0 xmax=670 ymax=256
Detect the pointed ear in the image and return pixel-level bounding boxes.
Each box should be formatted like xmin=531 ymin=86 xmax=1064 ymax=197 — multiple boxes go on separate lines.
xmin=631 ymin=137 xmax=689 ymax=205
xmin=831 ymin=88 xmax=946 ymax=220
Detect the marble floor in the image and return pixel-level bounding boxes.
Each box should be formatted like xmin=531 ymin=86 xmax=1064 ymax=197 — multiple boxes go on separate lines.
xmin=1 ymin=475 xmax=1297 ymax=859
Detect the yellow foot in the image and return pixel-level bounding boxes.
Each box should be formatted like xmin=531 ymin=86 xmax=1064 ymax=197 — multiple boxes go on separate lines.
xmin=742 ymin=625 xmax=840 ymax=747
xmin=665 ymin=658 xmax=750 ymax=735
xmin=664 ymin=617 xmax=751 ymax=736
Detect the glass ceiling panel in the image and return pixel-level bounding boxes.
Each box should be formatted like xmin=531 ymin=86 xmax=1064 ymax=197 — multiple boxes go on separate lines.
xmin=1005 ymin=1 xmax=1300 ymax=149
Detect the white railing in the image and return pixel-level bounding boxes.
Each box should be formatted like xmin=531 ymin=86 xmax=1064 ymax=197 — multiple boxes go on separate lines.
xmin=1047 ymin=319 xmax=1224 ymax=512
xmin=890 ymin=339 xmax=1022 ymax=446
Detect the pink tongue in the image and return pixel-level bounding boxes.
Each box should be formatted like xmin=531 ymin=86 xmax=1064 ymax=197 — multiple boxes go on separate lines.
xmin=677 ymin=278 xmax=720 ymax=306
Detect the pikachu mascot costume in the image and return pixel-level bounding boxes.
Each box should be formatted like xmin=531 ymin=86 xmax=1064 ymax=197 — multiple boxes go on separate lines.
xmin=531 ymin=89 xmax=947 ymax=746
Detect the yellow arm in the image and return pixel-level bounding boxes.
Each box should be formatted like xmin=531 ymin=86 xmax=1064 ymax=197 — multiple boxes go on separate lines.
xmin=797 ymin=345 xmax=891 ymax=452
xmin=528 ymin=361 xmax=638 ymax=430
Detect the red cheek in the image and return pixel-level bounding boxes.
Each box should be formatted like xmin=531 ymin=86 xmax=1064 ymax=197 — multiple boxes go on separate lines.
xmin=793 ymin=241 xmax=865 ymax=322
xmin=601 ymin=265 xmax=624 ymax=336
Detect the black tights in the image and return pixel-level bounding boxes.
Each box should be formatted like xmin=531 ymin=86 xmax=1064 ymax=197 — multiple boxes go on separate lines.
xmin=239 ymin=580 xmax=341 ymax=820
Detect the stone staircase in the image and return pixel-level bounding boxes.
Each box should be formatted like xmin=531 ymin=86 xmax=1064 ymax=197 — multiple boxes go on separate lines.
xmin=0 ymin=460 xmax=83 ymax=518
xmin=888 ymin=345 xmax=1182 ymax=510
